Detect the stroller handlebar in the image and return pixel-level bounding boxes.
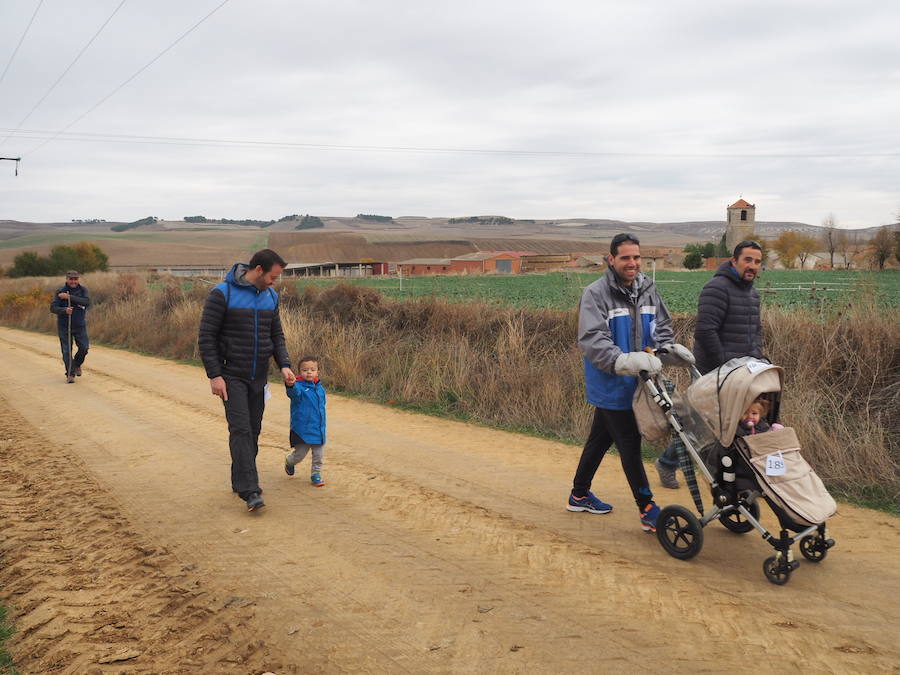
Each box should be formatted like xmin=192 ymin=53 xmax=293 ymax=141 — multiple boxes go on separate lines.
xmin=643 ymin=346 xmax=703 ymax=382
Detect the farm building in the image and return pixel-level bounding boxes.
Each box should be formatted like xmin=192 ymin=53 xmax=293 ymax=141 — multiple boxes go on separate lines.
xmin=283 ymin=261 xmax=391 ymax=278
xmin=449 ymin=251 xmax=529 ymax=274
xmin=400 ymin=251 xmax=532 ymax=276
xmin=704 ymin=257 xmax=730 ymax=270
xmin=136 ymin=265 xmax=228 ymax=277
xmin=520 ymin=254 xmax=575 ymax=272
xmin=575 ymin=255 xmax=605 ymax=268
xmin=398 ymin=258 xmax=453 ymax=276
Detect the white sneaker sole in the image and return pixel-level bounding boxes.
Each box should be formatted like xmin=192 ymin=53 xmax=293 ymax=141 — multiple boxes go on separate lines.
xmin=566 ymin=504 xmax=612 ymax=514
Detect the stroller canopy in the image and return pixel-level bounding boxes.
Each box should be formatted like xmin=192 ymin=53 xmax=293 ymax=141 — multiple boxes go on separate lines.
xmin=682 ymin=357 xmax=783 ymax=446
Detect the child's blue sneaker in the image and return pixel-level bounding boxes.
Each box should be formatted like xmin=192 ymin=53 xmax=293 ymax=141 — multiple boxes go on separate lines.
xmin=311 ymin=472 xmax=324 ymax=487
xmin=640 ymin=502 xmax=661 ymax=532
xmin=566 ymin=491 xmax=612 ymax=514
xmin=284 ymin=455 xmax=295 ymax=476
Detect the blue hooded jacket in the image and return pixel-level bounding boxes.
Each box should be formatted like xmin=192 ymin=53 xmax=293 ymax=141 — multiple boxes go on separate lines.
xmin=198 ymin=262 xmax=291 ymax=381
xmin=286 ymin=379 xmax=327 ymax=445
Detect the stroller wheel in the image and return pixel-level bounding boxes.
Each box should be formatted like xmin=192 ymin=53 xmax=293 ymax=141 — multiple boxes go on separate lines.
xmin=718 ymin=501 xmax=760 ymax=534
xmin=763 ymin=556 xmax=795 ymax=585
xmin=656 ymin=505 xmax=704 ymax=560
xmin=799 ymin=535 xmax=829 ymax=563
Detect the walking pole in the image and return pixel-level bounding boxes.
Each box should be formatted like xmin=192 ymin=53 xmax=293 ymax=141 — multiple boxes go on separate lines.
xmin=66 ymin=294 xmax=73 ymax=381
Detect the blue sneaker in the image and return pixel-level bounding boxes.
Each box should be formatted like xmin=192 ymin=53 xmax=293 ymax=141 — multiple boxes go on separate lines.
xmin=310 ymin=472 xmax=324 ymax=487
xmin=640 ymin=502 xmax=661 ymax=532
xmin=284 ymin=455 xmax=295 ymax=476
xmin=567 ymin=491 xmax=612 ymax=514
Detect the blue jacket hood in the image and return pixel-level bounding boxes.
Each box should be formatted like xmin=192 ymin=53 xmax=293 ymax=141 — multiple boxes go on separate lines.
xmin=225 ymin=262 xmax=253 ymax=288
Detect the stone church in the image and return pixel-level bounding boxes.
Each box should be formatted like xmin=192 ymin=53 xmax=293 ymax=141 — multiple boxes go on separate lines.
xmin=725 ymin=198 xmax=756 ymax=254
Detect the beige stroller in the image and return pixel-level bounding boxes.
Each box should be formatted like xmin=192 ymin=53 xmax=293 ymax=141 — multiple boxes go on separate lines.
xmin=635 ymin=355 xmax=837 ymax=585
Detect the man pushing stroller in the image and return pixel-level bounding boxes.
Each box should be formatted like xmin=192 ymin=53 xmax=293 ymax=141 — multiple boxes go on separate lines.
xmin=566 ymin=233 xmax=694 ymax=532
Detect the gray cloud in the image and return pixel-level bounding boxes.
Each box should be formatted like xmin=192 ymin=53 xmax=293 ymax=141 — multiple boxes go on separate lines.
xmin=1 ymin=0 xmax=898 ymax=227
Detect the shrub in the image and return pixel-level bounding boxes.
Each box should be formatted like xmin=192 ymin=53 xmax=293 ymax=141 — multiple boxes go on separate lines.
xmin=296 ymin=215 xmax=324 ymax=230
xmin=683 ymin=252 xmax=703 ymax=269
xmin=0 ymin=274 xmax=895 ymax=506
xmin=9 ymin=243 xmax=108 ymax=277
xmin=111 ymin=216 xmax=157 ymax=232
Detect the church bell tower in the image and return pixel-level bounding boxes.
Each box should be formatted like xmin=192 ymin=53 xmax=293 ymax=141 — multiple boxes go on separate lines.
xmin=726 ymin=198 xmax=756 ymax=254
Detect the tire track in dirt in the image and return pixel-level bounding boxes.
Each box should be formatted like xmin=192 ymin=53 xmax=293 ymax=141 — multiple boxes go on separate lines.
xmin=1 ymin=327 xmax=899 ymax=674
xmin=0 ymin=402 xmax=295 ymax=674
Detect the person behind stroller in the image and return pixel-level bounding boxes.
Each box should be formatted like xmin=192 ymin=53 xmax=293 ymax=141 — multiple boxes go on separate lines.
xmin=655 ymin=240 xmax=765 ymax=488
xmin=736 ymin=396 xmax=784 ymax=436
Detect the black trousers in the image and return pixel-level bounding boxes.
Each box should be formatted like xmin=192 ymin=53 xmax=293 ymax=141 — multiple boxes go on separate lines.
xmin=58 ymin=325 xmax=89 ymax=373
xmin=222 ymin=376 xmax=267 ymax=499
xmin=572 ymin=407 xmax=653 ymax=509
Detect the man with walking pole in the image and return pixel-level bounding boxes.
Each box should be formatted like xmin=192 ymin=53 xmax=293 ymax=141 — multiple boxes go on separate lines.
xmin=50 ymin=270 xmax=91 ymax=384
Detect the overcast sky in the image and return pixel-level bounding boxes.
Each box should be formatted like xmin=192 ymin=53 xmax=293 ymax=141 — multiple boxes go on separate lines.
xmin=1 ymin=0 xmax=898 ymax=227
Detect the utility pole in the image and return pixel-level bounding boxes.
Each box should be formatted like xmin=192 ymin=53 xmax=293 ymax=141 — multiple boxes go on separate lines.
xmin=1 ymin=157 xmax=21 ymax=175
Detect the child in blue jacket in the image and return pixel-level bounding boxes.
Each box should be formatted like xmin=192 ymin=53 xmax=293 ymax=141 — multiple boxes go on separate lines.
xmin=284 ymin=356 xmax=327 ymax=486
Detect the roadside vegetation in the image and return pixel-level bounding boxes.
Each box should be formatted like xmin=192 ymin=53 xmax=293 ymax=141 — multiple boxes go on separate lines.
xmin=0 ymin=605 xmax=16 ymax=675
xmin=0 ymin=273 xmax=896 ymax=512
xmin=3 ymin=242 xmax=109 ymax=278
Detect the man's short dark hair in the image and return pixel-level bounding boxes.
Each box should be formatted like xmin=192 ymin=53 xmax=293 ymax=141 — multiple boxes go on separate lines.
xmin=610 ymin=233 xmax=640 ymax=256
xmin=732 ymin=240 xmax=763 ymax=259
xmin=248 ymin=248 xmax=286 ymax=272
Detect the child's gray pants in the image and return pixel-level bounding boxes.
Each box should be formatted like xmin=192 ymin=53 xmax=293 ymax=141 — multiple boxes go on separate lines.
xmin=287 ymin=443 xmax=325 ymax=474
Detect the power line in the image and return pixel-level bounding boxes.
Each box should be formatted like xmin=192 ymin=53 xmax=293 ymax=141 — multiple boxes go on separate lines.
xmin=21 ymin=0 xmax=233 ymax=158
xmin=0 ymin=0 xmax=129 ymax=150
xmin=0 ymin=0 xmax=46 ymax=86
xmin=3 ymin=126 xmax=900 ymax=159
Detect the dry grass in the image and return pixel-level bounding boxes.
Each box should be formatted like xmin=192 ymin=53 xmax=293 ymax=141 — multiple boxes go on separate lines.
xmin=1 ymin=275 xmax=896 ymax=505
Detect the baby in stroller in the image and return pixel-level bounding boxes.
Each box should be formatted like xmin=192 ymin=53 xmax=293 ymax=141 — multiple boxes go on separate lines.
xmin=736 ymin=396 xmax=783 ymax=436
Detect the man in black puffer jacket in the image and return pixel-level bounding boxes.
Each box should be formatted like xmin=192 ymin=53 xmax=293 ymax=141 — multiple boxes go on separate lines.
xmin=199 ymin=249 xmax=295 ymax=512
xmin=656 ymin=240 xmax=764 ymax=488
xmin=692 ymin=240 xmax=764 ymax=374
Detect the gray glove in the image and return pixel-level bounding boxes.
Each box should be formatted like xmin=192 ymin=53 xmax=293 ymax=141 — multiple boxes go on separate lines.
xmin=658 ymin=343 xmax=696 ymax=367
xmin=614 ymin=351 xmax=662 ymax=377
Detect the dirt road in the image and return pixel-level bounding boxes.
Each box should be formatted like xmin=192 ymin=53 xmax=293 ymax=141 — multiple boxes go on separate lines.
xmin=1 ymin=326 xmax=898 ymax=674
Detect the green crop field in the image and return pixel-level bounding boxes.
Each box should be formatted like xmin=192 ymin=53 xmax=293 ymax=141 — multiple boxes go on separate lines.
xmin=292 ymin=269 xmax=900 ymax=313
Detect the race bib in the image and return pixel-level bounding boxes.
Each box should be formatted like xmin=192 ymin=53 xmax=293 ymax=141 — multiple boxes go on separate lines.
xmin=765 ymin=452 xmax=786 ymax=476
xmin=746 ymin=361 xmax=771 ymax=374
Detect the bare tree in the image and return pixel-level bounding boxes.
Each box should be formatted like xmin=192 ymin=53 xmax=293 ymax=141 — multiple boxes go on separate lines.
xmin=836 ymin=230 xmax=850 ymax=269
xmin=850 ymin=230 xmax=864 ymax=268
xmin=796 ymin=233 xmax=820 ymax=269
xmin=870 ymin=225 xmax=895 ymax=270
xmin=821 ymin=213 xmax=838 ymax=269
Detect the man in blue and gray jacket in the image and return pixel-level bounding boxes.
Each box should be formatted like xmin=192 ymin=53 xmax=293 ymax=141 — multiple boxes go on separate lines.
xmin=199 ymin=249 xmax=295 ymax=512
xmin=567 ymin=234 xmax=694 ymax=532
